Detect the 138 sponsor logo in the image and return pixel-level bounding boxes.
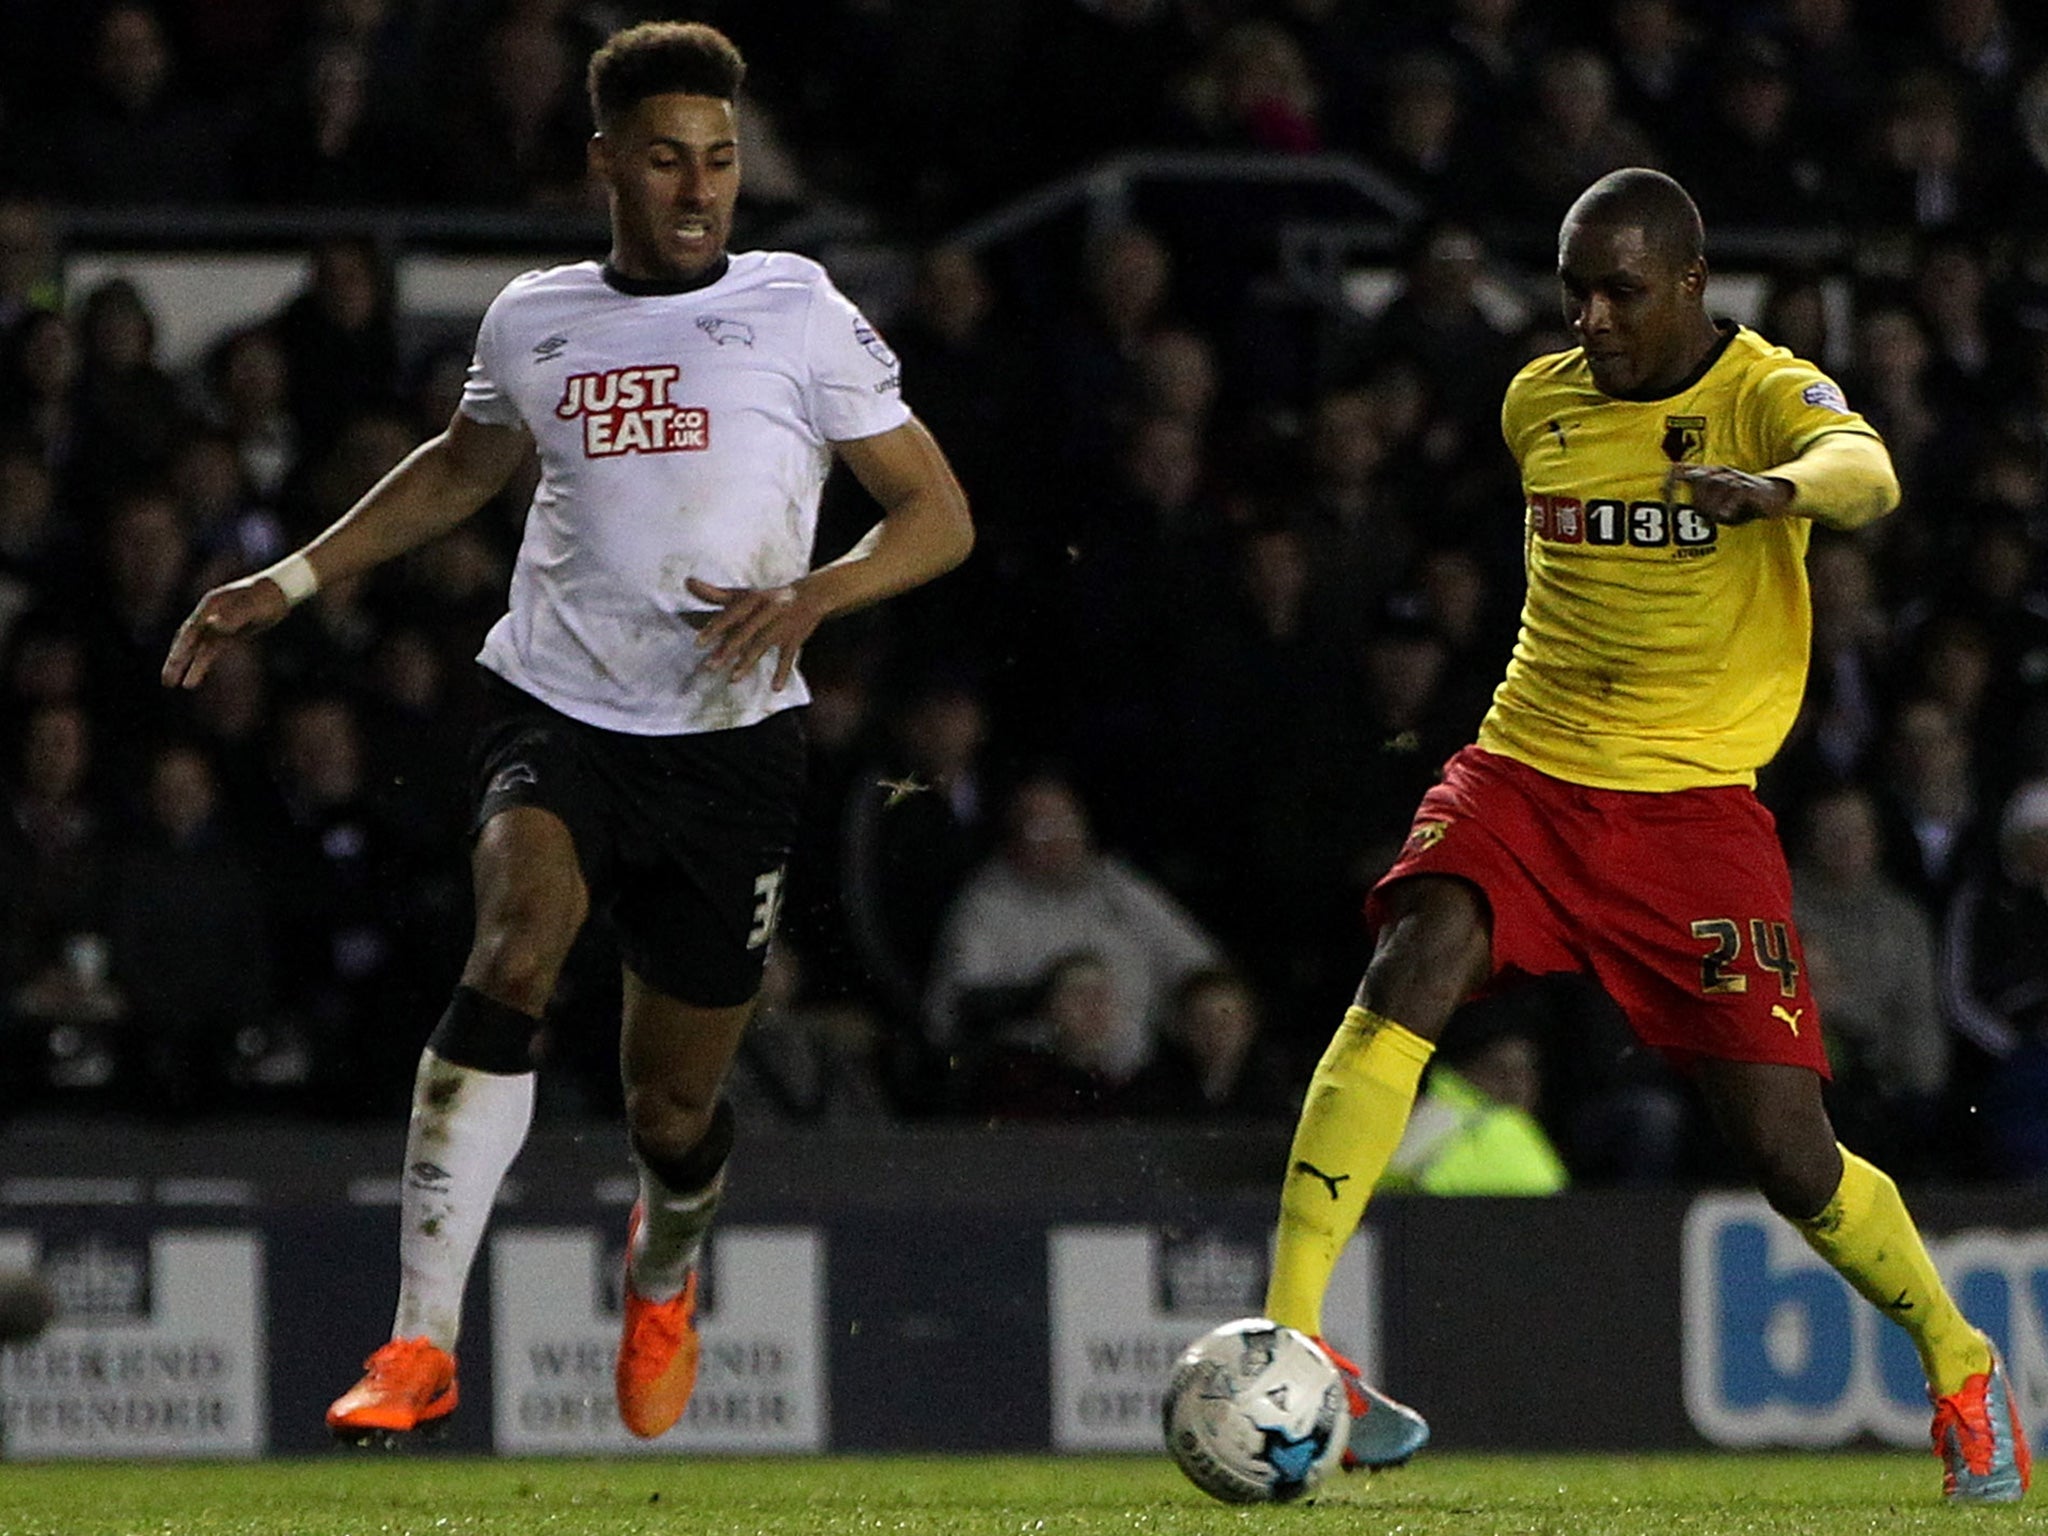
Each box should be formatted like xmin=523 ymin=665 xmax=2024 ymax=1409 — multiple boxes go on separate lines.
xmin=1529 ymin=493 xmax=1719 ymax=553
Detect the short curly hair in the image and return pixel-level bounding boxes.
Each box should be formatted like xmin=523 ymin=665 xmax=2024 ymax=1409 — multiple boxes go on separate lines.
xmin=586 ymin=22 xmax=746 ymax=130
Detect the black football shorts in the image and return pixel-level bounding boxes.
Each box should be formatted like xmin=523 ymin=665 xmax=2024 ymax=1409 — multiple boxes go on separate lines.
xmin=469 ymin=669 xmax=806 ymax=1007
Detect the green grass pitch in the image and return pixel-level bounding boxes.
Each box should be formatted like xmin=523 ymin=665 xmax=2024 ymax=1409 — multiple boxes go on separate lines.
xmin=0 ymin=1453 xmax=2038 ymax=1535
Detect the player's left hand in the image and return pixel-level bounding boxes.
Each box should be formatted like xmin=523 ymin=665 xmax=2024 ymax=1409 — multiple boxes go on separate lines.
xmin=685 ymin=576 xmax=827 ymax=691
xmin=1663 ymin=464 xmax=1794 ymax=526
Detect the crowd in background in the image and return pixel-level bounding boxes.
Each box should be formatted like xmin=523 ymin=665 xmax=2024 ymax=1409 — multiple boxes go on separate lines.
xmin=4 ymin=0 xmax=2048 ymax=1188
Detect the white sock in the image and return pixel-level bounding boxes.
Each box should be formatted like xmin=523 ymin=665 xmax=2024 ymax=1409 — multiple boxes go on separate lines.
xmin=630 ymin=1161 xmax=724 ymax=1303
xmin=391 ymin=1048 xmax=535 ymax=1350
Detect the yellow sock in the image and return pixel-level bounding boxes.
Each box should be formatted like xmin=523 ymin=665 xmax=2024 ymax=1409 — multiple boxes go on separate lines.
xmin=1793 ymin=1147 xmax=1991 ymax=1397
xmin=1265 ymin=1006 xmax=1433 ymax=1335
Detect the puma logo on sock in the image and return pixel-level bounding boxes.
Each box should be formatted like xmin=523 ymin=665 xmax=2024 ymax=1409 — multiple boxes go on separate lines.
xmin=1294 ymin=1161 xmax=1351 ymax=1200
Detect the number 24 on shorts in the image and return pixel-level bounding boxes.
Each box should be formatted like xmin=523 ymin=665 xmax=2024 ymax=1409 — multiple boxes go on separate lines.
xmin=1689 ymin=917 xmax=1800 ymax=997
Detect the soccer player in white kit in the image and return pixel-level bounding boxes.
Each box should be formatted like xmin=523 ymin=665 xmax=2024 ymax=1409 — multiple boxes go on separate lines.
xmin=162 ymin=21 xmax=973 ymax=1443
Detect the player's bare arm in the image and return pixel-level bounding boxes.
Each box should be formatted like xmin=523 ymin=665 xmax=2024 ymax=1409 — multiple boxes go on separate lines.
xmin=162 ymin=411 xmax=531 ymax=690
xmin=1665 ymin=432 xmax=1899 ymax=530
xmin=687 ymin=416 xmax=973 ymax=689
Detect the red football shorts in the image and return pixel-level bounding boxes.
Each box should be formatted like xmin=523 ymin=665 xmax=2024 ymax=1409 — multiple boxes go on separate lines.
xmin=1368 ymin=745 xmax=1828 ymax=1075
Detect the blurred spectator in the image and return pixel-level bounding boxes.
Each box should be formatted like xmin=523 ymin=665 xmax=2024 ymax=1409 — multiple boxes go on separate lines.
xmin=0 ymin=199 xmax=60 ymax=333
xmin=1164 ymin=521 xmax=1358 ymax=1029
xmin=1422 ymin=0 xmax=1543 ymax=126
xmin=358 ymin=623 xmax=472 ymax=842
xmin=1898 ymin=615 xmax=1998 ymax=780
xmin=1790 ymin=784 xmax=1948 ymax=1172
xmin=1922 ymin=0 xmax=2025 ymax=151
xmin=271 ymin=238 xmax=403 ymax=458
xmin=1846 ymin=303 xmax=1943 ymax=509
xmin=1912 ymin=237 xmax=2006 ymax=424
xmin=1678 ymin=33 xmax=1834 ymax=227
xmin=1360 ymin=50 xmax=1495 ymax=220
xmin=263 ymin=693 xmax=448 ymax=1115
xmin=1 ymin=609 xmax=87 ymax=719
xmin=107 ymin=741 xmax=274 ymax=1113
xmin=2 ymin=701 xmax=118 ymax=1095
xmin=185 ymin=635 xmax=275 ymax=815
xmin=1292 ymin=385 xmax=1418 ymax=617
xmin=963 ymin=956 xmax=1283 ymax=1120
xmin=1149 ymin=967 xmax=1293 ymax=1115
xmin=925 ymin=772 xmax=1224 ymax=1096
xmin=1046 ymin=222 xmax=1177 ymax=483
xmin=429 ymin=13 xmax=589 ymax=208
xmin=170 ymin=426 xmax=288 ymax=595
xmin=1028 ymin=412 xmax=1209 ymax=855
xmin=1602 ymin=0 xmax=1703 ymax=131
xmin=83 ymin=487 xmax=191 ymax=752
xmin=1921 ymin=516 xmax=2048 ymax=787
xmin=1382 ymin=1020 xmax=1570 ymax=1195
xmin=724 ymin=941 xmax=894 ymax=1124
xmin=0 ymin=309 xmax=79 ymax=479
xmin=36 ymin=2 xmax=234 ymax=204
xmin=1876 ymin=696 xmax=1990 ymax=913
xmin=1349 ymin=221 xmax=1518 ymax=435
xmin=1414 ymin=543 xmax=1515 ymax=703
xmin=964 ymin=952 xmax=1157 ymax=1118
xmin=0 ymin=438 xmax=77 ymax=642
xmin=1172 ymin=20 xmax=1323 ymax=153
xmin=233 ymin=37 xmax=423 ymax=205
xmin=1503 ymin=47 xmax=1659 ymax=223
xmin=1772 ymin=532 xmax=1891 ymax=800
xmin=1852 ymin=68 xmax=1984 ymax=237
xmin=1939 ymin=776 xmax=2048 ymax=1176
xmin=1133 ymin=325 xmax=1220 ymax=434
xmin=886 ymin=243 xmax=1031 ymax=632
xmin=1780 ymin=0 xmax=1883 ymax=156
xmin=841 ymin=675 xmax=995 ymax=1044
xmin=72 ymin=277 xmax=185 ymax=502
xmin=202 ymin=325 xmax=296 ymax=503
xmin=1759 ymin=269 xmax=1835 ymax=372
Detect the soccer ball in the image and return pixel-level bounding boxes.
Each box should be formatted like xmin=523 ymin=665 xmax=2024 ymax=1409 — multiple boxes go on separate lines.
xmin=1161 ymin=1317 xmax=1348 ymax=1504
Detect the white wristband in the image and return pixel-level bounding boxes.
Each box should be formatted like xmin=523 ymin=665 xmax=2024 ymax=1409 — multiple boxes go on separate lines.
xmin=259 ymin=552 xmax=320 ymax=608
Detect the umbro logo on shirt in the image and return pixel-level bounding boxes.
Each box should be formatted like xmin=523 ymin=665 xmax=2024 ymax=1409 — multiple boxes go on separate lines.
xmin=532 ymin=334 xmax=570 ymax=362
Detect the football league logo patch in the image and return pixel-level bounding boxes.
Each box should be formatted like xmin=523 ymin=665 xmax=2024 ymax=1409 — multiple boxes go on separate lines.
xmin=854 ymin=319 xmax=898 ymax=370
xmin=1801 ymin=380 xmax=1850 ymax=413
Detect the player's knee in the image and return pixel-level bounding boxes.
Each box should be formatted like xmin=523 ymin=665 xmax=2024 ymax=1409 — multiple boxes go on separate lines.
xmin=624 ymin=1079 xmax=721 ymax=1159
xmin=463 ymin=945 xmax=561 ymax=1015
xmin=466 ymin=889 xmax=584 ymax=1012
xmin=1743 ymin=1132 xmax=1840 ymax=1220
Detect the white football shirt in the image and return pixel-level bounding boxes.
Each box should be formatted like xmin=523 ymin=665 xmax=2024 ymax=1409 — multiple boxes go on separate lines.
xmin=460 ymin=251 xmax=911 ymax=735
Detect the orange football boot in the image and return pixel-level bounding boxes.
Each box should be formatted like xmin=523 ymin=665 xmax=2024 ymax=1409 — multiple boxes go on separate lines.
xmin=614 ymin=1202 xmax=704 ymax=1439
xmin=1931 ymin=1338 xmax=2031 ymax=1503
xmin=326 ymin=1337 xmax=458 ymax=1445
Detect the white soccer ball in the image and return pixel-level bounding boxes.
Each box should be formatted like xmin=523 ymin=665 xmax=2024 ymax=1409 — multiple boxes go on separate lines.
xmin=1161 ymin=1317 xmax=1348 ymax=1504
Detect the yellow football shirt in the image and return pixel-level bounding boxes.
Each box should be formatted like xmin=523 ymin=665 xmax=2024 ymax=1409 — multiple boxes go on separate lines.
xmin=1478 ymin=324 xmax=1890 ymax=791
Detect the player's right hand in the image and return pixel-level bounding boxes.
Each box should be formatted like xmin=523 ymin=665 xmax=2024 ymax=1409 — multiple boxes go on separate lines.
xmin=161 ymin=577 xmax=291 ymax=690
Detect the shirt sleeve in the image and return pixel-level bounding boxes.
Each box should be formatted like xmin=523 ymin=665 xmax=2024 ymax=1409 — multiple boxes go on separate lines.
xmin=1752 ymin=363 xmax=1898 ymax=529
xmin=458 ymin=285 xmax=525 ymax=429
xmin=800 ymin=276 xmax=914 ymax=444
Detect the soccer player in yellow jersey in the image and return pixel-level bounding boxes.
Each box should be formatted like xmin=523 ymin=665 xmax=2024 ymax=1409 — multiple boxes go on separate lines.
xmin=1264 ymin=169 xmax=2029 ymax=1503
